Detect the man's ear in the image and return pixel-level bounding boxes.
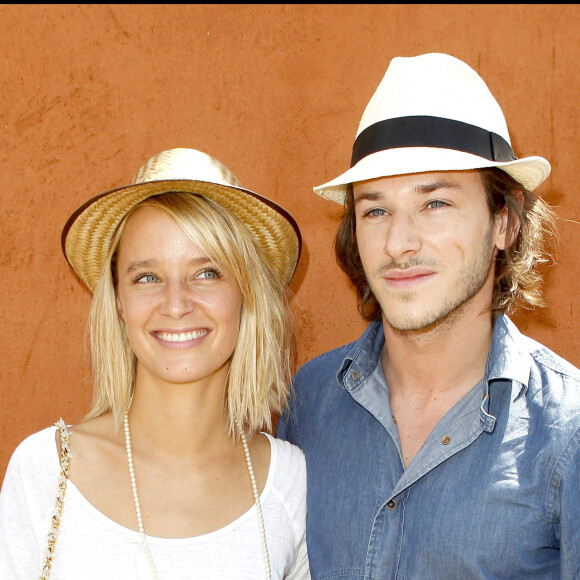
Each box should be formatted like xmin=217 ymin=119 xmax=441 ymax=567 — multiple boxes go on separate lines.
xmin=495 ymin=189 xmax=523 ymax=251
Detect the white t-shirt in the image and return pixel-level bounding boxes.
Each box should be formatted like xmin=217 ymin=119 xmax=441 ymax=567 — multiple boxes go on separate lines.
xmin=0 ymin=426 xmax=310 ymax=579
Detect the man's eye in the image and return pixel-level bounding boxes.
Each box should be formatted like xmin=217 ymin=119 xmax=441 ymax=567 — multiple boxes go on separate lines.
xmin=427 ymin=200 xmax=448 ymax=209
xmin=365 ymin=208 xmax=387 ymax=217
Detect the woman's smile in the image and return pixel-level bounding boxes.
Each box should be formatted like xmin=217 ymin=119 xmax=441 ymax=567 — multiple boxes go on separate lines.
xmin=153 ymin=328 xmax=211 ymax=349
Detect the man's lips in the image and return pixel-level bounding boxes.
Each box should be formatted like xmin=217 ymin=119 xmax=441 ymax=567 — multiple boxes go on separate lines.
xmin=382 ymin=267 xmax=435 ymax=287
xmin=384 ymin=267 xmax=434 ymax=280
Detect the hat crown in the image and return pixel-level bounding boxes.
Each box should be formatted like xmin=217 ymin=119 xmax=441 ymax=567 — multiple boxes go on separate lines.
xmin=64 ymin=147 xmax=301 ymax=291
xmin=358 ymin=53 xmax=511 ymax=144
xmin=313 ymin=52 xmax=551 ymax=202
xmin=132 ymin=148 xmax=242 ymax=189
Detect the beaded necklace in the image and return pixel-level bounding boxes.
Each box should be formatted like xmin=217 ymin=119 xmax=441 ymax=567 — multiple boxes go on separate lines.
xmin=123 ymin=412 xmax=272 ymax=579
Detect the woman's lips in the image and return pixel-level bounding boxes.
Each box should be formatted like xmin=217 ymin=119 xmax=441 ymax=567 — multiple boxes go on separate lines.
xmin=153 ymin=328 xmax=210 ymax=348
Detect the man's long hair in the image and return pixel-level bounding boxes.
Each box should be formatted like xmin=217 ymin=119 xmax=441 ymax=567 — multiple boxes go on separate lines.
xmin=335 ymin=168 xmax=557 ymax=321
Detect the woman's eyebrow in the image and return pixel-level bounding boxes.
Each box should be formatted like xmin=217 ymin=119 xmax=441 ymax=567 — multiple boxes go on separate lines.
xmin=125 ymin=258 xmax=159 ymax=275
xmin=124 ymin=256 xmax=213 ymax=275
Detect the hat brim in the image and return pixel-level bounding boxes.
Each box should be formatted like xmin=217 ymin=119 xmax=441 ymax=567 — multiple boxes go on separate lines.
xmin=313 ymin=147 xmax=551 ymax=204
xmin=63 ymin=179 xmax=301 ymax=291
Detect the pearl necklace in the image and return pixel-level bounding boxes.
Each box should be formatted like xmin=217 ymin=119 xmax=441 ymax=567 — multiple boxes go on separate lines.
xmin=123 ymin=412 xmax=272 ymax=579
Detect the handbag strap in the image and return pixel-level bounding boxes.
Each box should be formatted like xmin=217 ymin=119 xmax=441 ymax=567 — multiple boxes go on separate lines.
xmin=40 ymin=419 xmax=71 ymax=580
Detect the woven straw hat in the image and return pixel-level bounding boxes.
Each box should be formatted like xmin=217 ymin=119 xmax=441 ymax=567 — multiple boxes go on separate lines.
xmin=62 ymin=148 xmax=301 ymax=291
xmin=314 ymin=53 xmax=551 ymax=204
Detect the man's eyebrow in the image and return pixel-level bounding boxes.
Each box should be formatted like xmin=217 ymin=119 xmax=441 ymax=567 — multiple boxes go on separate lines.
xmin=413 ymin=180 xmax=463 ymax=194
xmin=353 ymin=191 xmax=383 ymax=205
xmin=354 ymin=180 xmax=463 ymax=204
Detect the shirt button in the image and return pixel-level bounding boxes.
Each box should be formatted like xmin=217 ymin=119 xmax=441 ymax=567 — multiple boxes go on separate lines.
xmin=442 ymin=435 xmax=451 ymax=445
xmin=387 ymin=500 xmax=396 ymax=509
xmin=352 ymin=371 xmax=360 ymax=380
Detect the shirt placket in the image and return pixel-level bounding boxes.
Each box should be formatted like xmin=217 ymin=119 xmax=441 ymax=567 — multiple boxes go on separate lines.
xmin=348 ymin=360 xmax=488 ymax=579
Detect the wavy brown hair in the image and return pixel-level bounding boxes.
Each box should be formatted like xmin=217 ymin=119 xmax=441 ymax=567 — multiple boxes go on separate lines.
xmin=335 ymin=168 xmax=557 ymax=321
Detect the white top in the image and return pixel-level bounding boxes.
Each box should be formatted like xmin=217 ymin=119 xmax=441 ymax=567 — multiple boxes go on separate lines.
xmin=0 ymin=426 xmax=310 ymax=579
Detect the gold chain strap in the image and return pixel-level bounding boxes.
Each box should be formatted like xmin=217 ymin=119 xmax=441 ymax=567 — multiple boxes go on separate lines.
xmin=40 ymin=419 xmax=71 ymax=580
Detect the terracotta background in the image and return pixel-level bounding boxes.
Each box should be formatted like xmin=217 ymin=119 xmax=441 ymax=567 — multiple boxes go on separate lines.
xmin=1 ymin=4 xmax=579 ymax=479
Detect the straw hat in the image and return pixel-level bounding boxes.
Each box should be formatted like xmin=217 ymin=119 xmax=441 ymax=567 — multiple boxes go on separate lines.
xmin=62 ymin=148 xmax=301 ymax=291
xmin=314 ymin=53 xmax=551 ymax=204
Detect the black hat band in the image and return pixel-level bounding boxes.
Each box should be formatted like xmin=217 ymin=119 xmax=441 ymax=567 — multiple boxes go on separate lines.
xmin=351 ymin=115 xmax=517 ymax=167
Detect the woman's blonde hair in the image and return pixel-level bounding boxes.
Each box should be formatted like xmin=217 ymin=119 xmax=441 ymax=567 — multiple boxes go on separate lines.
xmin=86 ymin=191 xmax=294 ymax=437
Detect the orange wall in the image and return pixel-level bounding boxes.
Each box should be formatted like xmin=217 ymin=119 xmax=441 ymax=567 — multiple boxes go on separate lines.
xmin=1 ymin=4 xmax=579 ymax=477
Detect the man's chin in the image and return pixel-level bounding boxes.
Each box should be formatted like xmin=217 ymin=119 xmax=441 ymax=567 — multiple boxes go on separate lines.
xmin=382 ymin=303 xmax=463 ymax=334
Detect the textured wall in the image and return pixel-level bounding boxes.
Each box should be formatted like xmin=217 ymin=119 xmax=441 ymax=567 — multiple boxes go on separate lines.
xmin=1 ymin=5 xmax=579 ymax=477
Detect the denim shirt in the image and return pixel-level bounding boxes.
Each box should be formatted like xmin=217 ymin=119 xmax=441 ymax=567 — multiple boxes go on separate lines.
xmin=276 ymin=316 xmax=580 ymax=579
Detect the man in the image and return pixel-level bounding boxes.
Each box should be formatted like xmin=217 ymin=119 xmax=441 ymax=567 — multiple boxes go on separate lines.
xmin=277 ymin=53 xmax=580 ymax=579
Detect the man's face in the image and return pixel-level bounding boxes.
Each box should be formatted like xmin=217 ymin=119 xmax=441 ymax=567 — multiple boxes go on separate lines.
xmin=353 ymin=170 xmax=508 ymax=331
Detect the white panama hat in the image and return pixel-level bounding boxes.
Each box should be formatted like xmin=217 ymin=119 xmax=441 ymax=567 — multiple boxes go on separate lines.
xmin=314 ymin=53 xmax=551 ymax=204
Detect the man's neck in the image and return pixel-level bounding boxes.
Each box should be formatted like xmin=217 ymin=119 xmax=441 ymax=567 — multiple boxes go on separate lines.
xmin=382 ymin=305 xmax=494 ymax=399
xmin=381 ymin=303 xmax=495 ymax=467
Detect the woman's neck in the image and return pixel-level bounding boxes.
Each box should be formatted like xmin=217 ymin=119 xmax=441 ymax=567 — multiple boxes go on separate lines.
xmin=127 ymin=366 xmax=232 ymax=457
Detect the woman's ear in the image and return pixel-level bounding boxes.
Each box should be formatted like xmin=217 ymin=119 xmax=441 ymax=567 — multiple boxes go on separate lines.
xmin=116 ymin=294 xmax=125 ymax=323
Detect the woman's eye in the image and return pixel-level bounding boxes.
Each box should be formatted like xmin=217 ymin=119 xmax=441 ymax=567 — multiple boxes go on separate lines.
xmin=196 ymin=268 xmax=221 ymax=280
xmin=134 ymin=273 xmax=158 ymax=283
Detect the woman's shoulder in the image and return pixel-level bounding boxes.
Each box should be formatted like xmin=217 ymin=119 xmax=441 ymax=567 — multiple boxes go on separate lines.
xmin=2 ymin=424 xmax=61 ymax=503
xmin=263 ymin=433 xmax=307 ymax=497
xmin=260 ymin=433 xmax=307 ymax=545
xmin=265 ymin=433 xmax=306 ymax=470
xmin=7 ymin=425 xmax=59 ymax=468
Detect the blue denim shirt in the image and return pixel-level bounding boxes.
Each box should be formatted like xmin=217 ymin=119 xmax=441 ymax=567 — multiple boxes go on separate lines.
xmin=276 ymin=316 xmax=580 ymax=579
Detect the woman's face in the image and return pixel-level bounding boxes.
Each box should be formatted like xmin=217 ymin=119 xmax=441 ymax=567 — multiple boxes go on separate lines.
xmin=114 ymin=206 xmax=243 ymax=390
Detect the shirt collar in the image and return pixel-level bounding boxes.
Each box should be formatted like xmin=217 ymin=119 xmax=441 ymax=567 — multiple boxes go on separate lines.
xmin=337 ymin=321 xmax=384 ymax=392
xmin=336 ymin=315 xmax=531 ymax=398
xmin=485 ymin=315 xmax=532 ymax=400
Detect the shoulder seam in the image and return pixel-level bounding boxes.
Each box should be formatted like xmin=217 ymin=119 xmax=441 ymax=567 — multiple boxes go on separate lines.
xmin=545 ymin=423 xmax=580 ymax=545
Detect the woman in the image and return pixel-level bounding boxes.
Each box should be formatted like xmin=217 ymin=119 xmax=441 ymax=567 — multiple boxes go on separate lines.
xmin=0 ymin=148 xmax=309 ymax=579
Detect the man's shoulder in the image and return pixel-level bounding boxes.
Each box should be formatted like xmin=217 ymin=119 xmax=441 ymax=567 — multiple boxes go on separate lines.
xmin=495 ymin=316 xmax=580 ymax=387
xmin=295 ymin=321 xmax=383 ymax=383
xmin=522 ymin=336 xmax=580 ymax=421
xmin=290 ymin=335 xmax=365 ymax=402
xmin=510 ymin=326 xmax=580 ymax=429
xmin=295 ymin=340 xmax=357 ymax=379
xmin=521 ymin=332 xmax=580 ymax=383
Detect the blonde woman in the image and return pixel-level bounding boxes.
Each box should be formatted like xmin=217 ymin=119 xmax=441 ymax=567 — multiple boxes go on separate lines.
xmin=0 ymin=148 xmax=309 ymax=579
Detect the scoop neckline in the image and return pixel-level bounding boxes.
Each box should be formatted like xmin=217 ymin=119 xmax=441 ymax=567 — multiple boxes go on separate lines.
xmin=50 ymin=426 xmax=277 ymax=545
